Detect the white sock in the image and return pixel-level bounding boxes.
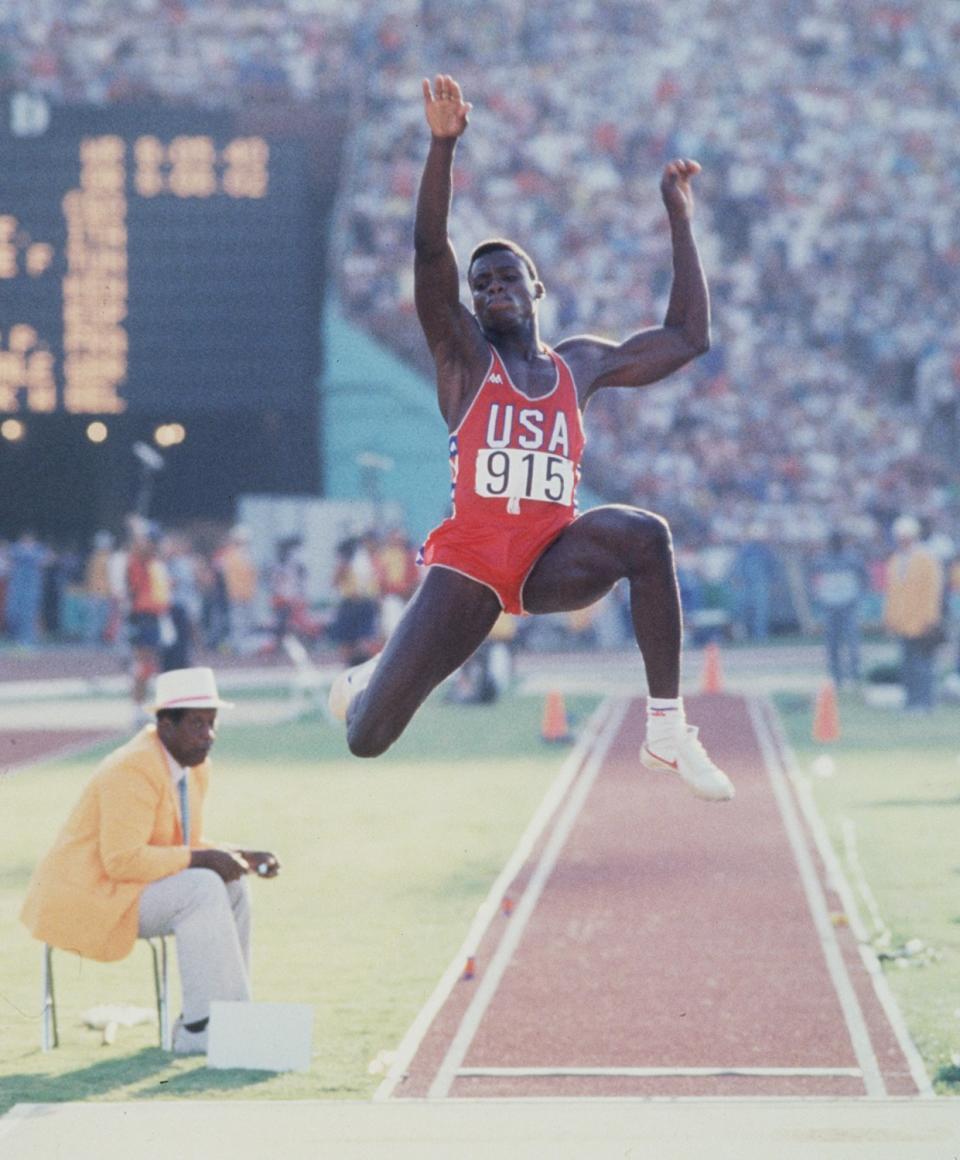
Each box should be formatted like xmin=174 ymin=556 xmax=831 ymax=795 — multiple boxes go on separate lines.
xmin=646 ymin=697 xmax=686 ymax=738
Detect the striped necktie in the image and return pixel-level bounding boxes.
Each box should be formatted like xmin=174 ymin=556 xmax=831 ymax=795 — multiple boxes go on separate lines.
xmin=178 ymin=775 xmax=191 ymax=846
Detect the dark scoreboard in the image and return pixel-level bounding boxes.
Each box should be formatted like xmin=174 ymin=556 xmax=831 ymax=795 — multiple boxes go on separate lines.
xmin=0 ymin=95 xmax=345 ymax=533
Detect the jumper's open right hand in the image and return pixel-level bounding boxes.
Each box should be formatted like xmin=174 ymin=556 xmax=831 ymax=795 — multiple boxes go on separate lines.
xmin=423 ymin=74 xmax=471 ymax=139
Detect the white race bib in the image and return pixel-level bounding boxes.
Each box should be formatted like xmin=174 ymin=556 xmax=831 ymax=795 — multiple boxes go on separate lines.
xmin=475 ymin=448 xmax=574 ymax=506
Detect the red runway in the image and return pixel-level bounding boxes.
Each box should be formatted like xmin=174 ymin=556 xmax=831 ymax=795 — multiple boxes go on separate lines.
xmin=379 ymin=694 xmax=929 ymax=1102
xmin=0 ymin=729 xmax=114 ymax=776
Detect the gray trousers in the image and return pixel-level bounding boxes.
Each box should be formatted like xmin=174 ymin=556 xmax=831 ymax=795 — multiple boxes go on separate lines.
xmin=138 ymin=868 xmax=251 ymax=1023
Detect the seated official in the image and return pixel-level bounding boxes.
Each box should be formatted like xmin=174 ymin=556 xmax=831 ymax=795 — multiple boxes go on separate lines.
xmin=21 ymin=666 xmax=280 ymax=1054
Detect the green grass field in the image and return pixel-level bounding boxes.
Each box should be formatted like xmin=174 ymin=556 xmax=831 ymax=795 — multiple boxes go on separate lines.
xmin=2 ymin=678 xmax=959 ymax=1111
xmin=776 ymin=689 xmax=960 ymax=1094
xmin=0 ymin=693 xmax=599 ymax=1113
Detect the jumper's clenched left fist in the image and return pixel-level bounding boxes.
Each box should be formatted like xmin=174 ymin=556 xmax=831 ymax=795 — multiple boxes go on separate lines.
xmin=660 ymin=158 xmax=701 ymax=220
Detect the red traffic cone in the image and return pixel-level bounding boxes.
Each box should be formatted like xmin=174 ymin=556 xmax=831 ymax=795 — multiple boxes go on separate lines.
xmin=541 ymin=690 xmax=571 ymax=743
xmin=812 ymin=680 xmax=840 ymax=743
xmin=701 ymin=641 xmax=724 ymax=694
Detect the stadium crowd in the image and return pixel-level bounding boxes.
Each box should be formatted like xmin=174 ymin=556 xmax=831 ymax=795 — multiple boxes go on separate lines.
xmin=0 ymin=521 xmax=420 ymax=666
xmin=0 ymin=0 xmax=362 ymax=107
xmin=2 ymin=0 xmax=959 ymax=675
xmin=340 ymin=0 xmax=960 ymax=564
xmin=3 ymin=522 xmax=959 ymax=686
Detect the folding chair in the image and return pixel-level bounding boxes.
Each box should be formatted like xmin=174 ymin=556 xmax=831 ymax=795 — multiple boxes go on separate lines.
xmin=41 ymin=937 xmax=172 ymax=1051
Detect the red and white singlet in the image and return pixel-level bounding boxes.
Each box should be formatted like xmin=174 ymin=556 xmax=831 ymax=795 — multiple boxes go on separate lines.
xmin=419 ymin=344 xmax=586 ymax=614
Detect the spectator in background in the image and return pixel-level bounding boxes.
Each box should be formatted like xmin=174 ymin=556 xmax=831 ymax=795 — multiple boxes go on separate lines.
xmin=0 ymin=539 xmax=9 ymax=635
xmin=84 ymin=531 xmax=116 ymax=645
xmin=729 ymin=525 xmax=778 ymax=641
xmin=2 ymin=2 xmax=958 ymax=641
xmin=268 ymin=535 xmax=309 ymax=646
xmin=45 ymin=543 xmax=84 ymax=639
xmin=675 ymin=546 xmax=709 ymax=644
xmin=215 ymin=526 xmax=259 ymax=655
xmin=329 ymin=535 xmax=381 ymax=666
xmin=882 ymin=515 xmax=944 ymax=712
xmin=4 ymin=531 xmax=47 ymax=649
xmin=925 ymin=532 xmax=959 ymax=697
xmin=374 ymin=527 xmax=419 ymax=638
xmin=809 ymin=530 xmax=868 ymax=688
xmin=201 ymin=554 xmax=230 ymax=652
xmin=161 ymin=532 xmax=202 ymax=672
xmin=126 ymin=526 xmax=173 ymax=721
xmin=107 ymin=525 xmax=135 ymax=652
xmin=951 ymin=553 xmax=960 ymax=677
xmin=196 ymin=551 xmax=226 ymax=652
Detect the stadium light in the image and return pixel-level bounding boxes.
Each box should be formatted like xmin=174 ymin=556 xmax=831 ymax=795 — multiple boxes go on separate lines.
xmin=154 ymin=423 xmax=186 ymax=448
xmin=1 ymin=418 xmax=25 ymax=442
xmin=86 ymin=421 xmax=108 ymax=443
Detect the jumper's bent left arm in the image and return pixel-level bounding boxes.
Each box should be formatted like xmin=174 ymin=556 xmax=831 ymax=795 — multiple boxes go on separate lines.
xmin=559 ymin=159 xmax=711 ymax=403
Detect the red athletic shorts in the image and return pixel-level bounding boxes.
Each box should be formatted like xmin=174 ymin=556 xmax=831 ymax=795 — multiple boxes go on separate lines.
xmin=419 ymin=513 xmax=573 ymax=615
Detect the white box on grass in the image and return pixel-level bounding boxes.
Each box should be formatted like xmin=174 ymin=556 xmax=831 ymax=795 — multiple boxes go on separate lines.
xmin=206 ymin=1001 xmax=314 ymax=1071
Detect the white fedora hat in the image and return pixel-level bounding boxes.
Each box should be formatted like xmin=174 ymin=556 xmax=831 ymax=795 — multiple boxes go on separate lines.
xmin=151 ymin=667 xmax=234 ymax=712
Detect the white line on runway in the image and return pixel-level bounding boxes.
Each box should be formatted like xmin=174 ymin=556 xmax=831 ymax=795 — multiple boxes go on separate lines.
xmin=748 ymin=697 xmax=886 ymax=1098
xmin=426 ymin=699 xmax=629 ymax=1101
xmin=374 ymin=697 xmax=616 ymax=1102
xmin=759 ymin=698 xmax=934 ymax=1099
xmin=457 ymin=1066 xmax=864 ymax=1079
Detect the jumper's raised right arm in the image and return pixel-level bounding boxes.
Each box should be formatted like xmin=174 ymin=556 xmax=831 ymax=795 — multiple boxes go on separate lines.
xmin=414 ymin=75 xmax=472 ymax=355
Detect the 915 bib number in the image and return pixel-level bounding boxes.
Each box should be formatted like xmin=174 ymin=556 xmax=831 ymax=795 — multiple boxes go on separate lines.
xmin=475 ymin=448 xmax=574 ymax=506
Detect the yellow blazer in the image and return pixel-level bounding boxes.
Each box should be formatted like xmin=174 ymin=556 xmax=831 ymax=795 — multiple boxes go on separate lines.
xmin=883 ymin=547 xmax=944 ymax=639
xmin=21 ymin=726 xmax=212 ymax=962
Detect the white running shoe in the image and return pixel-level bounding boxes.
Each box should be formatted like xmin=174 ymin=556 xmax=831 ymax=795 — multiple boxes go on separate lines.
xmin=328 ymin=654 xmax=381 ymax=722
xmin=640 ymin=725 xmax=735 ymax=801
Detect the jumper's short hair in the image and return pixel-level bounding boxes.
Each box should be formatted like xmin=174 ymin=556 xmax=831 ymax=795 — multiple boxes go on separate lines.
xmin=468 ymin=238 xmax=539 ymax=282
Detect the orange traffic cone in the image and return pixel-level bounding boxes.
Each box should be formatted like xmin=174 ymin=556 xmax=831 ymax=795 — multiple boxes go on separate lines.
xmin=812 ymin=680 xmax=840 ymax=743
xmin=463 ymin=956 xmax=476 ymax=980
xmin=541 ymin=690 xmax=571 ymax=743
xmin=701 ymin=641 xmax=724 ymax=694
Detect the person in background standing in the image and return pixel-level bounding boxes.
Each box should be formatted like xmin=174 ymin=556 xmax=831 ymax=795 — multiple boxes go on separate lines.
xmin=729 ymin=524 xmax=777 ymax=642
xmin=950 ymin=551 xmax=960 ymax=686
xmin=126 ymin=527 xmax=173 ymax=721
xmin=329 ymin=535 xmax=381 ymax=666
xmin=84 ymin=531 xmax=116 ymax=645
xmin=44 ymin=542 xmax=81 ymax=639
xmin=809 ymin=530 xmax=868 ymax=688
xmin=0 ymin=539 xmax=9 ymax=635
xmin=215 ymin=526 xmax=259 ymax=655
xmin=374 ymin=527 xmax=420 ymax=639
xmin=161 ymin=532 xmax=202 ymax=672
xmin=107 ymin=524 xmax=135 ymax=653
xmin=4 ymin=531 xmax=47 ymax=648
xmin=882 ymin=515 xmax=944 ymax=712
xmin=269 ymin=536 xmax=309 ymax=646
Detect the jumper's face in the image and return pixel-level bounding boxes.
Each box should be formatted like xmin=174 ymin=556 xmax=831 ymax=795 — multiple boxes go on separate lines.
xmin=158 ymin=709 xmax=218 ymax=768
xmin=469 ymin=251 xmax=543 ymax=332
